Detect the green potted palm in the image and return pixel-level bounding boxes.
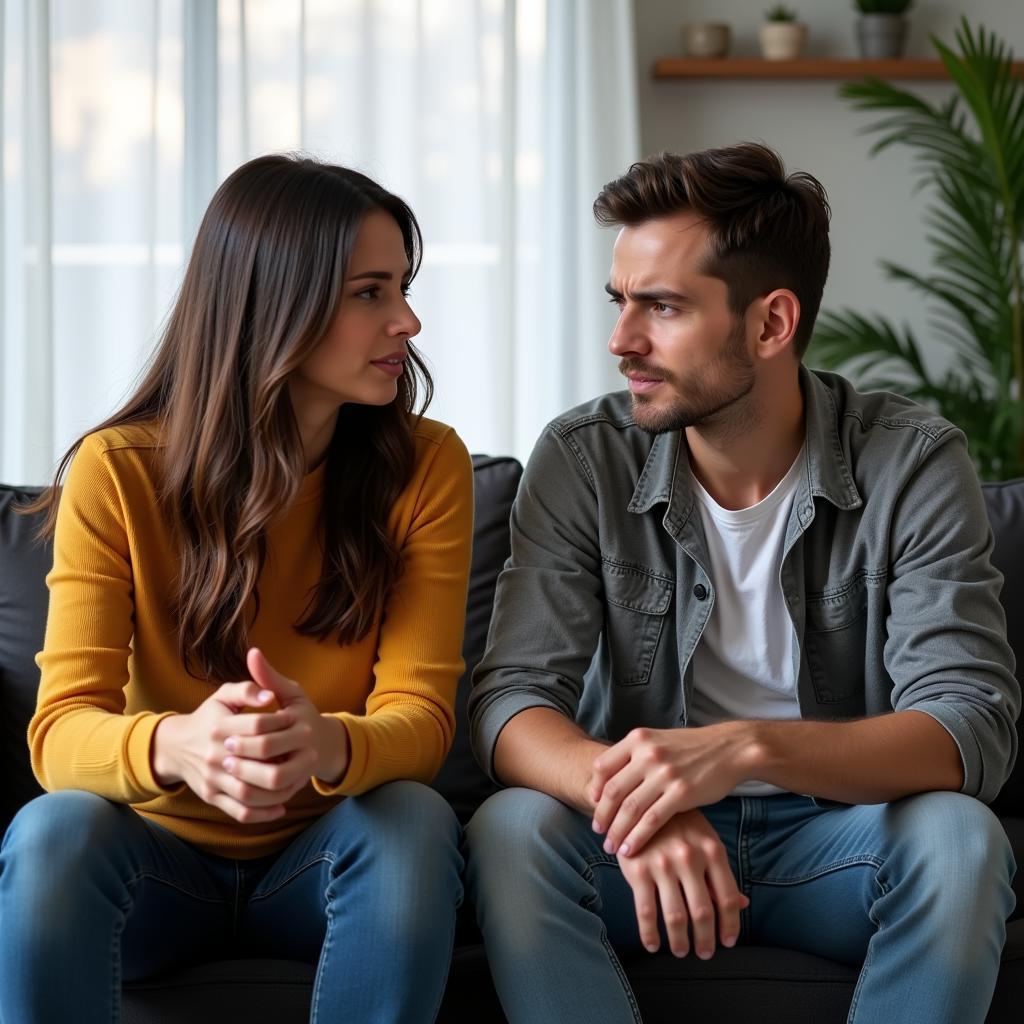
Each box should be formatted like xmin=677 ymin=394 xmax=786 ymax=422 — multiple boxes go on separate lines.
xmin=854 ymin=0 xmax=913 ymax=59
xmin=810 ymin=20 xmax=1024 ymax=480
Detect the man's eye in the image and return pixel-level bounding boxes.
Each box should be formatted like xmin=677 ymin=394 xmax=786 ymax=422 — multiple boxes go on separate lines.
xmin=653 ymin=302 xmax=673 ymax=314
xmin=608 ymin=296 xmax=625 ymax=309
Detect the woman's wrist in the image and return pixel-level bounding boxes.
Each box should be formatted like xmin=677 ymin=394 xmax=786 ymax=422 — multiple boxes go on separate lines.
xmin=314 ymin=715 xmax=350 ymax=785
xmin=151 ymin=714 xmax=185 ymax=786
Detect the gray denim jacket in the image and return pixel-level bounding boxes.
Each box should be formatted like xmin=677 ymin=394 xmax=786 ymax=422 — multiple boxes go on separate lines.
xmin=469 ymin=368 xmax=1020 ymax=804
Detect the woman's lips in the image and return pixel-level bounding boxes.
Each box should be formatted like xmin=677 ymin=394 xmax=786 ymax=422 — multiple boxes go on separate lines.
xmin=370 ymin=358 xmax=405 ymax=378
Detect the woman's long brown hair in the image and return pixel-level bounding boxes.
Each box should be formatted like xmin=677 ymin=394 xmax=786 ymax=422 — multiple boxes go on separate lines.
xmin=24 ymin=154 xmax=433 ymax=681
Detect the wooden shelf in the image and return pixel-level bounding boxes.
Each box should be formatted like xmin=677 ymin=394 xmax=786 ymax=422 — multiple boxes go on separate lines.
xmin=652 ymin=58 xmax=1024 ymax=80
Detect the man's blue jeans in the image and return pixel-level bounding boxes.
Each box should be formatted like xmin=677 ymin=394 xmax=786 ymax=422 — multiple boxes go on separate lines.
xmin=0 ymin=781 xmax=463 ymax=1024
xmin=465 ymin=788 xmax=1016 ymax=1024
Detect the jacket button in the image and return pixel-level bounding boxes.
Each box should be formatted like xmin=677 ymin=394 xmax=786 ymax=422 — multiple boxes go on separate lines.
xmin=693 ymin=583 xmax=708 ymax=600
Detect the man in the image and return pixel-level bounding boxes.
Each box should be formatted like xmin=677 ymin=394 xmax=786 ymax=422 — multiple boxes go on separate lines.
xmin=464 ymin=142 xmax=1019 ymax=1024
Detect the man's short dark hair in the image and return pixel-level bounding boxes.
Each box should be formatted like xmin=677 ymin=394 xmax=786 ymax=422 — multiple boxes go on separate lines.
xmin=593 ymin=142 xmax=831 ymax=359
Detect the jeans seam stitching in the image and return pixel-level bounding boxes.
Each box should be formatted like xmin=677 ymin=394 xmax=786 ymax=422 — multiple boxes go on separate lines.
xmin=845 ymin=872 xmax=888 ymax=1021
xmin=129 ymin=870 xmax=224 ymax=904
xmin=752 ymin=855 xmax=885 ymax=886
xmin=578 ymin=862 xmax=644 ymax=1024
xmin=247 ymin=854 xmax=336 ymax=903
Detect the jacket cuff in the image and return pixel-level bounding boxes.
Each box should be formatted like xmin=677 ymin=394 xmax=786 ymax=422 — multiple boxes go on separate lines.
xmin=472 ymin=691 xmax=565 ymax=782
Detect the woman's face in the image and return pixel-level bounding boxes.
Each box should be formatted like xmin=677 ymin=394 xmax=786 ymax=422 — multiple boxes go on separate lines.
xmin=290 ymin=209 xmax=422 ymax=413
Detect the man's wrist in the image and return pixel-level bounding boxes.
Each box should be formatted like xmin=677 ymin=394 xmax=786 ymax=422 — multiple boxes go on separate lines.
xmin=727 ymin=719 xmax=778 ymax=785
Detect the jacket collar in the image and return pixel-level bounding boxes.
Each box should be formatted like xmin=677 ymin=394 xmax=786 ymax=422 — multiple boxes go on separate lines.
xmin=627 ymin=366 xmax=863 ymax=518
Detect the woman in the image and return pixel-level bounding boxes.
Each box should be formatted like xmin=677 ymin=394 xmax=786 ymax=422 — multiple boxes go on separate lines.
xmin=0 ymin=155 xmax=473 ymax=1023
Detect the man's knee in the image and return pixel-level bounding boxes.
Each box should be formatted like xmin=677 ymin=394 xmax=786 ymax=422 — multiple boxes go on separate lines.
xmin=890 ymin=791 xmax=1015 ymax=905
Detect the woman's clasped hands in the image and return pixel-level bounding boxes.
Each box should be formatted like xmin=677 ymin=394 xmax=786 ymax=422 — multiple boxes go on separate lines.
xmin=152 ymin=647 xmax=349 ymax=823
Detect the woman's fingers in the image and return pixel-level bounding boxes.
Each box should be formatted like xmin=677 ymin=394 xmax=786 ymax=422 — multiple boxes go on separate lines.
xmin=222 ymin=721 xmax=312 ymax=759
xmin=222 ymin=750 xmax=314 ymax=796
xmin=208 ymin=790 xmax=287 ymax=824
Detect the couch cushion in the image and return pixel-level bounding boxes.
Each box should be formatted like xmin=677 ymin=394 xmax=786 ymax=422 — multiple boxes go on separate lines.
xmin=983 ymin=479 xmax=1024 ymax=818
xmin=431 ymin=455 xmax=522 ymax=822
xmin=0 ymin=486 xmax=49 ymax=833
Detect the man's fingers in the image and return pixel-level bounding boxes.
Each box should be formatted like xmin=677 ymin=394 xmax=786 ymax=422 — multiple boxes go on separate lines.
xmin=589 ymin=741 xmax=632 ymax=805
xmin=651 ymin=860 xmax=691 ymax=958
xmin=602 ymin=777 xmax=663 ymax=854
xmin=591 ymin=762 xmax=645 ymax=839
xmin=678 ymin=867 xmax=716 ymax=960
xmin=706 ymin=857 xmax=748 ymax=949
xmin=627 ymin=870 xmax=662 ymax=953
xmin=618 ymin=789 xmax=691 ymax=858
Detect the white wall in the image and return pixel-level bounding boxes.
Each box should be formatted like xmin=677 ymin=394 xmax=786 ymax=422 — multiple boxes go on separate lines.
xmin=633 ymin=0 xmax=1024 ymax=375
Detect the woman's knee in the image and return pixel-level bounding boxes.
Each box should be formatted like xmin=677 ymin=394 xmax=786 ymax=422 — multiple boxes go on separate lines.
xmin=350 ymin=780 xmax=460 ymax=847
xmin=3 ymin=790 xmax=127 ymax=868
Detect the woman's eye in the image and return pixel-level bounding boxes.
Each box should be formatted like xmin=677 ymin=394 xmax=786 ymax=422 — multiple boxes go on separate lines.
xmin=356 ymin=287 xmax=379 ymax=300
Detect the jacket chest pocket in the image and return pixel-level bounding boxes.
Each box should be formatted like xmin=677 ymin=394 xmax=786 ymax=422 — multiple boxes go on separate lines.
xmin=803 ymin=575 xmax=868 ymax=711
xmin=601 ymin=559 xmax=673 ymax=687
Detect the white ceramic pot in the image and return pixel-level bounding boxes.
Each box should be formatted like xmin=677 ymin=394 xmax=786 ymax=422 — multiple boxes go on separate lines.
xmin=759 ymin=22 xmax=808 ymax=61
xmin=681 ymin=22 xmax=731 ymax=59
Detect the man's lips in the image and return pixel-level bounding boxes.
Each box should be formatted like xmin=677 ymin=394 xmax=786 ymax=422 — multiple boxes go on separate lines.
xmin=624 ymin=370 xmax=665 ymax=394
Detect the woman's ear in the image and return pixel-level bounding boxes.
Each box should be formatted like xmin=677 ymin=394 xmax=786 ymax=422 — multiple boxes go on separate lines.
xmin=755 ymin=289 xmax=801 ymax=359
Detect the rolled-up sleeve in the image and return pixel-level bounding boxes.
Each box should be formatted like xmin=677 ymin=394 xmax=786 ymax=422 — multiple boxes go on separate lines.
xmin=885 ymin=428 xmax=1019 ymax=803
xmin=469 ymin=426 xmax=604 ymax=780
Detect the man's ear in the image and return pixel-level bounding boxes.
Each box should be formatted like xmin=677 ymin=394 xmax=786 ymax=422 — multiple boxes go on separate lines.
xmin=754 ymin=289 xmax=801 ymax=359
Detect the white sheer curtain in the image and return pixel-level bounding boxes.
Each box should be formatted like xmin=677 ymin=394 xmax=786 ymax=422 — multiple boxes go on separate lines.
xmin=1 ymin=0 xmax=639 ymax=484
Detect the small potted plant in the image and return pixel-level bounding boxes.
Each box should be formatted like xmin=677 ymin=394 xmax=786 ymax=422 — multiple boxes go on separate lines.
xmin=760 ymin=6 xmax=807 ymax=61
xmin=854 ymin=0 xmax=912 ymax=59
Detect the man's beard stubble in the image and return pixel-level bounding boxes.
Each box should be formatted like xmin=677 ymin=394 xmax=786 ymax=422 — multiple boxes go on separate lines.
xmin=621 ymin=320 xmax=756 ymax=437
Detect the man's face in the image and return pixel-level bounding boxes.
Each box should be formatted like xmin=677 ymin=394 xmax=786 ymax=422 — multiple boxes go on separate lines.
xmin=606 ymin=211 xmax=755 ymax=435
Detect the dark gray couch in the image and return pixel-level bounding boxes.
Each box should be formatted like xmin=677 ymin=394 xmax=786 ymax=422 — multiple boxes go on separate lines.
xmin=1 ymin=460 xmax=1022 ymax=1023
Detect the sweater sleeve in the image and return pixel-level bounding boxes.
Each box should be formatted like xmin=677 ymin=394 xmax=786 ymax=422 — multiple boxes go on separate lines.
xmin=29 ymin=434 xmax=177 ymax=802
xmin=312 ymin=427 xmax=474 ymax=796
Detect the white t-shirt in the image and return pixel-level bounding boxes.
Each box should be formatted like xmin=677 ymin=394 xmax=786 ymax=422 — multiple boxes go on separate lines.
xmin=688 ymin=448 xmax=805 ymax=797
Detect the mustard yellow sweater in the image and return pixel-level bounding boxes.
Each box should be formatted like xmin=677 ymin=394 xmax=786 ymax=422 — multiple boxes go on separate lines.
xmin=31 ymin=418 xmax=473 ymax=858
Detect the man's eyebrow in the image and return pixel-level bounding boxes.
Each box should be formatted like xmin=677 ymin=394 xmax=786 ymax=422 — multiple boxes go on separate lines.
xmin=604 ymin=283 xmax=690 ymax=303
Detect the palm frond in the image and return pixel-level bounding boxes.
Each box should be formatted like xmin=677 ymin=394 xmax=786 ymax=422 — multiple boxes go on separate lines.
xmin=822 ymin=18 xmax=1024 ymax=479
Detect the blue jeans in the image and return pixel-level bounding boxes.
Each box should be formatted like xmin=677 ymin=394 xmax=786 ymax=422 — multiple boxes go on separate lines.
xmin=0 ymin=781 xmax=463 ymax=1024
xmin=465 ymin=788 xmax=1016 ymax=1024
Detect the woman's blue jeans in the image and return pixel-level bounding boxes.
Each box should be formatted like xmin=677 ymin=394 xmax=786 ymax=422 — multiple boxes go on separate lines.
xmin=0 ymin=781 xmax=463 ymax=1024
xmin=465 ymin=788 xmax=1017 ymax=1024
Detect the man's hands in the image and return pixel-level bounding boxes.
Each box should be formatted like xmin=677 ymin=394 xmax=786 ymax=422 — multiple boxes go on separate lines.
xmin=617 ymin=809 xmax=748 ymax=958
xmin=152 ymin=647 xmax=350 ymax=823
xmin=590 ymin=724 xmax=755 ymax=857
